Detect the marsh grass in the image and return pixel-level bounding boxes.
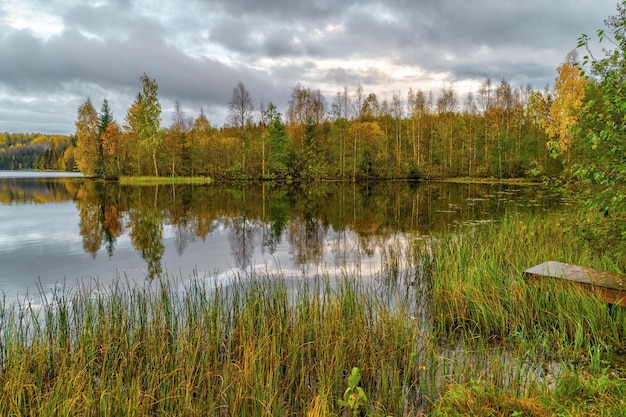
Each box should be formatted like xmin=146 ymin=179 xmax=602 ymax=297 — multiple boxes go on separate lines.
xmin=427 ymin=208 xmax=626 ymax=415
xmin=430 ymin=210 xmax=626 ymax=357
xmin=0 ymin=274 xmax=428 ymax=416
xmin=1 ymin=208 xmax=625 ymax=415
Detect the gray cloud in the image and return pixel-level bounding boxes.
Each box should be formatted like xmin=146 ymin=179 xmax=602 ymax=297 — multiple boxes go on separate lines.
xmin=0 ymin=0 xmax=619 ymax=134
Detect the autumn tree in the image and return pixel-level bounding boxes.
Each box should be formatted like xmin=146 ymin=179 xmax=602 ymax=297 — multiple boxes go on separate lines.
xmin=136 ymin=73 xmax=162 ymax=176
xmin=545 ymin=50 xmax=587 ymax=160
xmin=463 ymin=91 xmax=479 ymax=176
xmin=361 ymin=93 xmax=380 ymax=121
xmin=192 ymin=110 xmax=216 ymax=175
xmin=287 ymin=84 xmax=326 ymax=176
xmin=96 ymin=99 xmax=126 ymax=179
xmin=163 ymin=101 xmax=192 ymax=176
xmin=492 ymin=79 xmax=521 ymax=177
xmin=390 ymin=91 xmax=403 ymax=175
xmin=287 ymin=83 xmax=326 ymax=144
xmin=75 ymin=98 xmax=102 ymax=176
xmin=329 ymin=86 xmax=351 ymax=177
xmin=101 ymin=120 xmax=125 ymax=178
xmin=348 ymin=121 xmax=387 ymax=177
xmin=123 ymin=101 xmax=143 ymax=175
xmin=406 ymin=88 xmax=422 ymax=168
xmin=436 ymin=83 xmax=458 ymax=175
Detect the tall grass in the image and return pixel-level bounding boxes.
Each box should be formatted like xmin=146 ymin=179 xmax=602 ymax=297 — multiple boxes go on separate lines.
xmin=430 ymin=210 xmax=626 ymax=358
xmin=427 ymin=208 xmax=626 ymax=415
xmin=0 ymin=274 xmax=427 ymax=416
xmin=1 ymin=208 xmax=625 ymax=415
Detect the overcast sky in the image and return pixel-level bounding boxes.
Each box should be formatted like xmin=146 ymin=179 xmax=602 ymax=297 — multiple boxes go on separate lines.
xmin=0 ymin=0 xmax=619 ymax=135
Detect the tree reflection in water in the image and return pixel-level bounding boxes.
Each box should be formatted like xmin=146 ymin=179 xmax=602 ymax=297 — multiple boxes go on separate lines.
xmin=66 ymin=180 xmax=558 ymax=280
xmin=228 ymin=216 xmax=261 ymax=269
xmin=128 ymin=207 xmax=164 ymax=280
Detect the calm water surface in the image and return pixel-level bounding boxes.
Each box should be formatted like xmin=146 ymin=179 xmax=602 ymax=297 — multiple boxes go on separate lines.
xmin=0 ymin=171 xmax=562 ymax=304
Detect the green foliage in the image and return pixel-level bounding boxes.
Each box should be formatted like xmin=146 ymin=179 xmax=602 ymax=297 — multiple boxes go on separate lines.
xmin=263 ymin=102 xmax=291 ymax=178
xmin=338 ymin=367 xmax=369 ymax=416
xmin=575 ymin=1 xmax=626 ymax=242
xmin=136 ymin=73 xmax=162 ymax=176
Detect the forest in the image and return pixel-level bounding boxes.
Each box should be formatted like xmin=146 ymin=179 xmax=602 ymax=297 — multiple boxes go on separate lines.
xmin=71 ymin=76 xmax=564 ymax=182
xmin=69 ymin=0 xmax=626 ymax=239
xmin=0 ymin=132 xmax=74 ymax=170
xmin=2 ymin=52 xmax=586 ymax=182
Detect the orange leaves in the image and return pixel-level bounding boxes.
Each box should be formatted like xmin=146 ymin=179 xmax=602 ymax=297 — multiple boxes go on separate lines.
xmin=101 ymin=121 xmax=124 ymax=157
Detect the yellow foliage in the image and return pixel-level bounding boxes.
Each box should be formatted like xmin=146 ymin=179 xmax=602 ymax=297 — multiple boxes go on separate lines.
xmin=75 ymin=98 xmax=101 ymax=176
xmin=545 ymin=52 xmax=587 ymax=153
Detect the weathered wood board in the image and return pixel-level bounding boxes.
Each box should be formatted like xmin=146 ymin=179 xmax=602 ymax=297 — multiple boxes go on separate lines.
xmin=524 ymin=261 xmax=626 ymax=306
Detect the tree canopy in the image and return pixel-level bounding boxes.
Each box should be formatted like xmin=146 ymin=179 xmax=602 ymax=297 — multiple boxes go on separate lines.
xmin=576 ymin=0 xmax=626 ymax=240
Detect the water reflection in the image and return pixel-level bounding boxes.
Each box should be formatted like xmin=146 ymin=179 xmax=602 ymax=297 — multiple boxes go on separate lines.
xmin=1 ymin=177 xmax=561 ymax=286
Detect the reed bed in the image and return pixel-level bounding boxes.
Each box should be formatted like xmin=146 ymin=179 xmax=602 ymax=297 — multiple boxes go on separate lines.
xmin=430 ymin=210 xmax=626 ymax=357
xmin=1 ymin=208 xmax=625 ymax=415
xmin=0 ymin=274 xmax=429 ymax=416
xmin=427 ymin=209 xmax=626 ymax=415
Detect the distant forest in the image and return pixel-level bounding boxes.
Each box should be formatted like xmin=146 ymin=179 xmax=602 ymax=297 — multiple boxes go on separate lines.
xmin=0 ymin=133 xmax=74 ymax=171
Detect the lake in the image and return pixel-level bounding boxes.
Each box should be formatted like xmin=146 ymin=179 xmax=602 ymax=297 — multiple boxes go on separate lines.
xmin=0 ymin=171 xmax=562 ymax=304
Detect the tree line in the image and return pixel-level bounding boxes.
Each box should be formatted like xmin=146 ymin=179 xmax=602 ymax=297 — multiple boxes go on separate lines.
xmin=73 ymin=74 xmax=569 ymax=181
xmin=0 ymin=132 xmax=74 ymax=170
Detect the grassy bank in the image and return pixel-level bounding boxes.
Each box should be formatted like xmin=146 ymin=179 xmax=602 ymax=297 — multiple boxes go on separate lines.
xmin=1 ymin=208 xmax=625 ymax=415
xmin=119 ymin=175 xmax=213 ymax=185
xmin=0 ymin=275 xmax=427 ymax=416
xmin=430 ymin=176 xmax=542 ymax=185
xmin=427 ymin=208 xmax=626 ymax=415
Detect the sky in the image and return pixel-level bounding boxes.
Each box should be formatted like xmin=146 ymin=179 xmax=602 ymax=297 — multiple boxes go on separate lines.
xmin=0 ymin=0 xmax=619 ymax=135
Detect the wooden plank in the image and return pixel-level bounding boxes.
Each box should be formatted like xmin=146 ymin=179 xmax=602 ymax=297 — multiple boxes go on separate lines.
xmin=524 ymin=261 xmax=626 ymax=306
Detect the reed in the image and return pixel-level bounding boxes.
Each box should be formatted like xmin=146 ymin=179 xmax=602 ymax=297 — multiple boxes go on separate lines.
xmin=0 ymin=273 xmax=428 ymax=415
xmin=430 ymin=210 xmax=625 ymax=356
xmin=426 ymin=208 xmax=626 ymax=415
xmin=1 ymin=207 xmax=625 ymax=415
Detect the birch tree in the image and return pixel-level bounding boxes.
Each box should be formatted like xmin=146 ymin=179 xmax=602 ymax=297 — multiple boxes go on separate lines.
xmin=75 ymin=98 xmax=101 ymax=176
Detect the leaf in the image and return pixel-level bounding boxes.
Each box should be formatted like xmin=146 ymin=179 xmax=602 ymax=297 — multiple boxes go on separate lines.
xmin=347 ymin=367 xmax=361 ymax=389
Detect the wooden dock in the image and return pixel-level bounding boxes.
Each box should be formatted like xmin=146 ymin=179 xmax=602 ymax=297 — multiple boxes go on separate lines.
xmin=524 ymin=261 xmax=626 ymax=306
